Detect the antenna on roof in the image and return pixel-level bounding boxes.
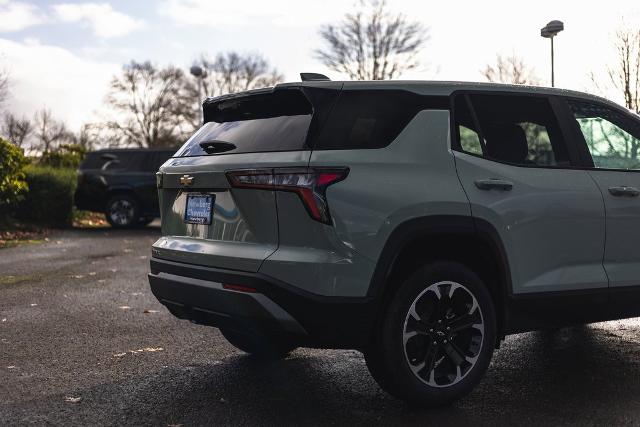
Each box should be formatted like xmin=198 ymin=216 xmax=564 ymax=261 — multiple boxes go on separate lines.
xmin=300 ymin=73 xmax=331 ymax=82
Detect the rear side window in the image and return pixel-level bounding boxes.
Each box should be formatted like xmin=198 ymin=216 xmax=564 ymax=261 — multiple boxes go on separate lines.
xmin=314 ymin=90 xmax=449 ymax=150
xmin=454 ymin=93 xmax=571 ymax=167
xmin=176 ymin=90 xmax=312 ymax=157
xmin=105 ymin=152 xmax=145 ymax=171
xmin=79 ymin=152 xmax=105 ymax=169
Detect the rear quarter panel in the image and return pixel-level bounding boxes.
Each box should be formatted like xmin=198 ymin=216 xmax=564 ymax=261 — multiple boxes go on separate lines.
xmin=261 ymin=110 xmax=471 ymax=297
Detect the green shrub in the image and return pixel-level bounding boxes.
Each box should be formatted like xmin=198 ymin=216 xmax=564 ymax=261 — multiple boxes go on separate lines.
xmin=0 ymin=138 xmax=29 ymax=215
xmin=16 ymin=165 xmax=76 ymax=227
xmin=40 ymin=144 xmax=86 ymax=169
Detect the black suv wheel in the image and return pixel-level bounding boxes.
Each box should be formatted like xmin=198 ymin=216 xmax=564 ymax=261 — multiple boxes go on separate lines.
xmin=366 ymin=261 xmax=496 ymax=407
xmin=105 ymin=195 xmax=140 ymax=228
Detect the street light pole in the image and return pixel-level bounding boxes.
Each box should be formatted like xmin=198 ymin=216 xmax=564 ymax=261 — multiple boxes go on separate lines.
xmin=540 ymin=20 xmax=564 ymax=87
xmin=190 ymin=65 xmax=206 ymax=125
xmin=550 ymin=36 xmax=554 ymax=87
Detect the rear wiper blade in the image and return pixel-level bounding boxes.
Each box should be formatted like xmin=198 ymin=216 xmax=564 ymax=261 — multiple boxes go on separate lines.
xmin=199 ymin=140 xmax=237 ymax=154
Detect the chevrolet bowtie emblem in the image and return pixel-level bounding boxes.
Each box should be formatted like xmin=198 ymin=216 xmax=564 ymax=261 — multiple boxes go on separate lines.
xmin=180 ymin=175 xmax=194 ymax=186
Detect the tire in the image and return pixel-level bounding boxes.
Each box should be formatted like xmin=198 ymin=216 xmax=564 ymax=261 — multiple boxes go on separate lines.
xmin=220 ymin=328 xmax=295 ymax=360
xmin=366 ymin=261 xmax=496 ymax=407
xmin=138 ymin=217 xmax=155 ymax=227
xmin=105 ymin=195 xmax=140 ymax=228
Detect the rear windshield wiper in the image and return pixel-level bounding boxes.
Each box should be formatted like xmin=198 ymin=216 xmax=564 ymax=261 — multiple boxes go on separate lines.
xmin=198 ymin=140 xmax=237 ymax=154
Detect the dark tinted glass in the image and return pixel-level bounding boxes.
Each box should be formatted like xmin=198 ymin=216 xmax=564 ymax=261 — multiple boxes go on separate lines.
xmin=176 ymin=90 xmax=313 ymax=157
xmin=79 ymin=152 xmax=106 ymax=169
xmin=81 ymin=150 xmax=174 ymax=171
xmin=104 ymin=152 xmax=145 ymax=171
xmin=314 ymin=90 xmax=448 ymax=150
xmin=457 ymin=94 xmax=570 ymax=167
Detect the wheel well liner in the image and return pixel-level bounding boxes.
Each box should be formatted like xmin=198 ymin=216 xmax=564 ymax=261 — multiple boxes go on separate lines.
xmin=367 ymin=215 xmax=512 ymax=337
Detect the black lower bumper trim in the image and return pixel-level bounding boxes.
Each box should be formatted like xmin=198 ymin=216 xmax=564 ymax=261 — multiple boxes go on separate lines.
xmin=149 ymin=257 xmax=376 ymax=348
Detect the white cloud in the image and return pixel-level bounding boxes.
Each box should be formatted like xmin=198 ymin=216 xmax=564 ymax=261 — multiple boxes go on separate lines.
xmin=158 ymin=0 xmax=345 ymax=28
xmin=53 ymin=3 xmax=144 ymax=38
xmin=0 ymin=1 xmax=45 ymax=32
xmin=0 ymin=37 xmax=120 ymax=130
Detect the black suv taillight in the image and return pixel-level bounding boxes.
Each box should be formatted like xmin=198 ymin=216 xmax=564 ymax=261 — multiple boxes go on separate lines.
xmin=226 ymin=168 xmax=349 ymax=224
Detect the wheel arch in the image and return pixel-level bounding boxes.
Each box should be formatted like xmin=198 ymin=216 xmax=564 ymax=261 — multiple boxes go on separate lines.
xmin=105 ymin=187 xmax=140 ymax=206
xmin=367 ymin=215 xmax=512 ymax=339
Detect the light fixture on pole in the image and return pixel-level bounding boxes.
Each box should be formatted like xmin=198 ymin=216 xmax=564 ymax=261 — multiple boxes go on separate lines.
xmin=540 ymin=20 xmax=564 ymax=87
xmin=190 ymin=64 xmax=206 ymax=124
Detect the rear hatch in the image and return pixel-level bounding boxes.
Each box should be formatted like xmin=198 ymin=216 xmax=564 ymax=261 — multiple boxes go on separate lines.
xmin=153 ymin=83 xmax=341 ymax=272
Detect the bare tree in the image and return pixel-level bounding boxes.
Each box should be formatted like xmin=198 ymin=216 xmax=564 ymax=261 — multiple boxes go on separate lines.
xmin=106 ymin=61 xmax=196 ymax=148
xmin=70 ymin=123 xmax=101 ymax=151
xmin=192 ymin=52 xmax=283 ymax=97
xmin=0 ymin=68 xmax=9 ymax=109
xmin=585 ymin=28 xmax=640 ymax=165
xmin=315 ymin=0 xmax=428 ymax=80
xmin=607 ymin=29 xmax=640 ymax=113
xmin=2 ymin=112 xmax=32 ymax=148
xmin=34 ymin=108 xmax=68 ymax=154
xmin=482 ymin=54 xmax=540 ymax=85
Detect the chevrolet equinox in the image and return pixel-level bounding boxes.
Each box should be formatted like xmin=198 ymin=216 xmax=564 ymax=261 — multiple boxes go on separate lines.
xmin=149 ymin=78 xmax=640 ymax=406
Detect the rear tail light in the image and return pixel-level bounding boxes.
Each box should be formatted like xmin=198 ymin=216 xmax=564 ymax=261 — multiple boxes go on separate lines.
xmin=226 ymin=168 xmax=349 ymax=224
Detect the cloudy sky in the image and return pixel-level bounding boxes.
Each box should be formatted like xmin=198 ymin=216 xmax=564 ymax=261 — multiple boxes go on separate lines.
xmin=1 ymin=0 xmax=640 ymax=130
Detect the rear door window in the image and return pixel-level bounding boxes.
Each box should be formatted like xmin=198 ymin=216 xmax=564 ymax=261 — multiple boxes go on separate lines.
xmin=454 ymin=93 xmax=571 ymax=167
xmin=175 ymin=90 xmax=313 ymax=157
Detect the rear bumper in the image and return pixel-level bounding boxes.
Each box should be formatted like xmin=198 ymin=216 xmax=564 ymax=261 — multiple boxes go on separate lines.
xmin=148 ymin=257 xmax=377 ymax=348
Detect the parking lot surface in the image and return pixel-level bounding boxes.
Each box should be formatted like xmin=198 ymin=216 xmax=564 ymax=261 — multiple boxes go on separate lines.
xmin=2 ymin=226 xmax=640 ymax=426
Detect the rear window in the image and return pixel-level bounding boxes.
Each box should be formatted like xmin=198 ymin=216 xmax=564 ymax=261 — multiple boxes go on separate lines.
xmin=176 ymin=90 xmax=313 ymax=157
xmin=313 ymin=90 xmax=449 ymax=150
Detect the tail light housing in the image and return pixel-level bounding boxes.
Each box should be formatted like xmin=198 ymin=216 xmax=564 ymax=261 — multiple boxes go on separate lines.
xmin=226 ymin=167 xmax=349 ymax=224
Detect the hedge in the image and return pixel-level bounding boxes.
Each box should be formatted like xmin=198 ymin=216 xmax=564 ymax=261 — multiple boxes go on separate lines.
xmin=0 ymin=138 xmax=29 ymax=215
xmin=16 ymin=165 xmax=76 ymax=227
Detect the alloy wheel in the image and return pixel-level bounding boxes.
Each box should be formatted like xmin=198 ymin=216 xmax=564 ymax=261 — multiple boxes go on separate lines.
xmin=402 ymin=281 xmax=484 ymax=388
xmin=109 ymin=199 xmax=135 ymax=226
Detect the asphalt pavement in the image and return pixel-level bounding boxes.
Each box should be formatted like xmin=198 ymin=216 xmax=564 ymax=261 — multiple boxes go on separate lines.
xmin=2 ymin=226 xmax=640 ymax=426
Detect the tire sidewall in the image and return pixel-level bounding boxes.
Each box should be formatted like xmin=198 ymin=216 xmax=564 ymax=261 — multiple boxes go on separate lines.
xmin=381 ymin=261 xmax=497 ymax=406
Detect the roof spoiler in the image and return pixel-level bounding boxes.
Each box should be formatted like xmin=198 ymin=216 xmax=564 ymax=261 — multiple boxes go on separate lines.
xmin=300 ymin=72 xmax=331 ymax=82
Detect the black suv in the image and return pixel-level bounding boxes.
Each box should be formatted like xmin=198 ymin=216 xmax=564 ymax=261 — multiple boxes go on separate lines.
xmin=75 ymin=148 xmax=174 ymax=228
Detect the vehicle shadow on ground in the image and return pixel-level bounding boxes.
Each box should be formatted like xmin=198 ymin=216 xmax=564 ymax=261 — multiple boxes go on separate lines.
xmin=7 ymin=324 xmax=640 ymax=425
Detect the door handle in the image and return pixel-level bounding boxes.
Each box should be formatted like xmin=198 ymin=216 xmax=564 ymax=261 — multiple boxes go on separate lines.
xmin=608 ymin=186 xmax=640 ymax=197
xmin=474 ymin=179 xmax=514 ymax=191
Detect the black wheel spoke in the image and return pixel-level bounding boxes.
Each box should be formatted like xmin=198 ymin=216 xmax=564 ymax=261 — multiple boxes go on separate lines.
xmin=403 ymin=281 xmax=484 ymax=387
xmin=423 ymin=342 xmax=438 ymax=374
xmin=447 ymin=313 xmax=479 ymax=333
xmin=442 ymin=341 xmax=465 ymax=366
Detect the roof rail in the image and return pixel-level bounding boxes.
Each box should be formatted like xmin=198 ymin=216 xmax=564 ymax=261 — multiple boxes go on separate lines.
xmin=300 ymin=72 xmax=331 ymax=82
